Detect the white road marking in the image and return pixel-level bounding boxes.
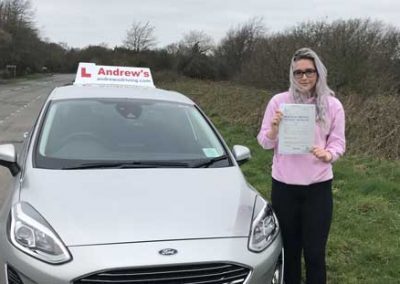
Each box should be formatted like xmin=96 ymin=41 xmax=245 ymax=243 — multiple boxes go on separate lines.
xmin=1 ymin=101 xmax=39 ymax=123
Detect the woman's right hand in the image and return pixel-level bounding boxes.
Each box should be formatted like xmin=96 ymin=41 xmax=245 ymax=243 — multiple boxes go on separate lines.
xmin=267 ymin=110 xmax=283 ymax=140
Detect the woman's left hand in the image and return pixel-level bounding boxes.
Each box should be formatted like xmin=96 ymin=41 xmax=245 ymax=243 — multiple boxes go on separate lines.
xmin=311 ymin=146 xmax=332 ymax=163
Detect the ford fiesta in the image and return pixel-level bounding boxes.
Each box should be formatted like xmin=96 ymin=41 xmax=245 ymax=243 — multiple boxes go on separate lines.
xmin=0 ymin=64 xmax=283 ymax=284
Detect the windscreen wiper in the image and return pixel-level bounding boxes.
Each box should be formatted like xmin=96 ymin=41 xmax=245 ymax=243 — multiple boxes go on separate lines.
xmin=62 ymin=160 xmax=190 ymax=170
xmin=192 ymin=154 xmax=230 ymax=168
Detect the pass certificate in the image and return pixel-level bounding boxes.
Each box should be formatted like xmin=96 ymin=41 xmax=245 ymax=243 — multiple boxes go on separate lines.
xmin=278 ymin=104 xmax=315 ymax=154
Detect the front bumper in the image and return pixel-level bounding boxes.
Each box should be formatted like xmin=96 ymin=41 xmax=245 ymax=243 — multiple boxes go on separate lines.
xmin=0 ymin=235 xmax=282 ymax=284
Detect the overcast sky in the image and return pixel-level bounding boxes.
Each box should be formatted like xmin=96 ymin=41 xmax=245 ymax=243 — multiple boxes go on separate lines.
xmin=31 ymin=0 xmax=400 ymax=49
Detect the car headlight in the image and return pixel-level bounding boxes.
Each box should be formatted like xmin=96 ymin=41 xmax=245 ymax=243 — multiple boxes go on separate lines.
xmin=8 ymin=202 xmax=71 ymax=264
xmin=248 ymin=196 xmax=279 ymax=252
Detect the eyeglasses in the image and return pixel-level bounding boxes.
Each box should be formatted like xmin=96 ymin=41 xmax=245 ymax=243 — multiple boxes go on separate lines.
xmin=293 ymin=69 xmax=317 ymax=79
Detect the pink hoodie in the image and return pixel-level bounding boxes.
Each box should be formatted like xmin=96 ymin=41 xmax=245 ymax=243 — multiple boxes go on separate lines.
xmin=257 ymin=91 xmax=346 ymax=185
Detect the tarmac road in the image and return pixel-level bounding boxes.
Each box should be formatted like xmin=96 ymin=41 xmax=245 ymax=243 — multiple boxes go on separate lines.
xmin=0 ymin=74 xmax=74 ymax=207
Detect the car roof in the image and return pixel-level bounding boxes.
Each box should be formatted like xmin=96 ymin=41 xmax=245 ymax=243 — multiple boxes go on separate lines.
xmin=48 ymin=84 xmax=195 ymax=105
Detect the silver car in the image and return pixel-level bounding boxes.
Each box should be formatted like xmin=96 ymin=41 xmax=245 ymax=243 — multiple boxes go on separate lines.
xmin=0 ymin=82 xmax=283 ymax=283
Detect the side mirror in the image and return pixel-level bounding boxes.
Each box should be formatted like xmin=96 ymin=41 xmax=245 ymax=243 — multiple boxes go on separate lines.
xmin=232 ymin=145 xmax=251 ymax=165
xmin=0 ymin=144 xmax=20 ymax=176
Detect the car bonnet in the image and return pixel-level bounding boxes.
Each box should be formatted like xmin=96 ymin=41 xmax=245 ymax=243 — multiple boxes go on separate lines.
xmin=19 ymin=167 xmax=256 ymax=246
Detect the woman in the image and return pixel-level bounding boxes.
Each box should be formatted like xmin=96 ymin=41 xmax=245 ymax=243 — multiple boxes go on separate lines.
xmin=257 ymin=47 xmax=345 ymax=284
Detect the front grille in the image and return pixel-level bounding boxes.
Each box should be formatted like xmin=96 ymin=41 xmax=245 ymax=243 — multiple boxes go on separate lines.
xmin=6 ymin=265 xmax=24 ymax=284
xmin=74 ymin=262 xmax=251 ymax=284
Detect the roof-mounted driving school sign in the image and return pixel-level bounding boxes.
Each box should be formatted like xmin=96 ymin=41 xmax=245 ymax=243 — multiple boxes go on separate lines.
xmin=74 ymin=63 xmax=155 ymax=88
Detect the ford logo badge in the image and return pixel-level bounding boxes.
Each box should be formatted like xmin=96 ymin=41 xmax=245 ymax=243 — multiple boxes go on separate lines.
xmin=159 ymin=248 xmax=178 ymax=256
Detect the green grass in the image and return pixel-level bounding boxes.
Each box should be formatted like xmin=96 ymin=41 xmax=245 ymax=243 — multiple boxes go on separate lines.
xmin=328 ymin=156 xmax=400 ymax=283
xmin=159 ymin=76 xmax=400 ymax=283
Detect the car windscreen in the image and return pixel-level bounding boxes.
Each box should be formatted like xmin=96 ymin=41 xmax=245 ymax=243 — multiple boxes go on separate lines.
xmin=34 ymin=98 xmax=231 ymax=169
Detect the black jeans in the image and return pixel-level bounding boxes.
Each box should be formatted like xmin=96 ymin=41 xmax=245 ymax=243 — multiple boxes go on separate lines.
xmin=271 ymin=178 xmax=333 ymax=284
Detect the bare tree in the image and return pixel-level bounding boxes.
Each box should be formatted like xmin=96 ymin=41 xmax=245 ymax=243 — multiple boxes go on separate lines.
xmin=0 ymin=0 xmax=34 ymax=29
xmin=123 ymin=21 xmax=156 ymax=52
xmin=0 ymin=27 xmax=11 ymax=45
xmin=0 ymin=0 xmax=43 ymax=73
xmin=179 ymin=30 xmax=214 ymax=55
xmin=216 ymin=17 xmax=266 ymax=78
xmin=168 ymin=30 xmax=216 ymax=79
xmin=165 ymin=42 xmax=179 ymax=55
xmin=236 ymin=18 xmax=400 ymax=96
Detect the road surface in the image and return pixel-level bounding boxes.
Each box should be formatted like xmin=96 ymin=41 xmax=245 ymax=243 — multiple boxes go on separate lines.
xmin=0 ymin=74 xmax=74 ymax=207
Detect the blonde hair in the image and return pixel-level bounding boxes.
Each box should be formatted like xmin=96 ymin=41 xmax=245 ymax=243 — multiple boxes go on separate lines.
xmin=289 ymin=47 xmax=334 ymax=127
